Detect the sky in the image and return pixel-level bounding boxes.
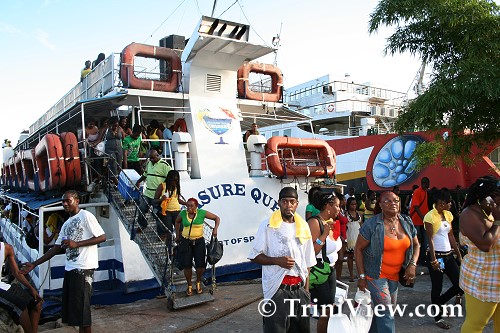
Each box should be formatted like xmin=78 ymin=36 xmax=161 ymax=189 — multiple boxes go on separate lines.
xmin=0 ymin=0 xmax=422 ymax=151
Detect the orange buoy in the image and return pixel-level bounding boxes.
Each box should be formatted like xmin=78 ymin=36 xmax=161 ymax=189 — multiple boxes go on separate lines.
xmin=120 ymin=42 xmax=181 ymax=92
xmin=35 ymin=134 xmax=66 ymax=191
xmin=14 ymin=153 xmax=25 ymax=189
xmin=21 ymin=149 xmax=37 ymax=191
xmin=237 ymin=62 xmax=283 ymax=102
xmin=265 ymin=136 xmax=336 ymax=178
xmin=172 ymin=118 xmax=187 ymax=133
xmin=60 ymin=132 xmax=81 ymax=187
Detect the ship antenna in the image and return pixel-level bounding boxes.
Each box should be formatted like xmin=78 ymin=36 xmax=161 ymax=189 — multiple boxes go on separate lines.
xmin=211 ymin=0 xmax=218 ymax=16
xmin=272 ymin=22 xmax=283 ymax=66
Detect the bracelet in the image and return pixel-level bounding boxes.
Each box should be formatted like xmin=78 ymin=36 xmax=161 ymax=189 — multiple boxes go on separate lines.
xmin=359 ymin=274 xmax=366 ymax=279
xmin=315 ymin=238 xmax=325 ymax=246
xmin=494 ymin=220 xmax=500 ymax=226
xmin=408 ymin=259 xmax=417 ymax=267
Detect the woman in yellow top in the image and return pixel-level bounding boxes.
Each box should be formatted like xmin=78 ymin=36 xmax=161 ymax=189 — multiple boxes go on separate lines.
xmin=175 ymin=198 xmax=220 ymax=296
xmin=154 ymin=170 xmax=186 ymax=244
xmin=424 ymin=189 xmax=463 ymax=329
xmin=147 ymin=120 xmax=163 ymax=152
xmin=363 ymin=190 xmax=376 ymax=220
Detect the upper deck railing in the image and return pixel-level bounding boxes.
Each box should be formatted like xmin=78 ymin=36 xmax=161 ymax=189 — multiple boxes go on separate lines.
xmin=29 ymin=53 xmax=122 ymax=134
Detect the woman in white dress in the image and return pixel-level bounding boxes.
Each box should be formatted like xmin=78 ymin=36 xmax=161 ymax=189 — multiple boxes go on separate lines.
xmin=346 ymin=196 xmax=362 ymax=282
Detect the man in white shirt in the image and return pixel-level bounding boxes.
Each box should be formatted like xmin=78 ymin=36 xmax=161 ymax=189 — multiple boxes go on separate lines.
xmin=248 ymin=187 xmax=316 ymax=333
xmin=22 ymin=190 xmax=106 ymax=333
xmin=344 ymin=186 xmax=355 ymax=201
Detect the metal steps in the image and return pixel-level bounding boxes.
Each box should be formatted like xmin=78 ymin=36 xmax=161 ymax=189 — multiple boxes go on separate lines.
xmin=103 ymin=178 xmax=216 ymax=310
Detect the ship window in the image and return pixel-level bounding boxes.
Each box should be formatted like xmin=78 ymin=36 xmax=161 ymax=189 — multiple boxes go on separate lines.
xmin=283 ymin=129 xmax=291 ymax=137
xmin=206 ymin=74 xmax=222 ymax=92
xmin=272 ymin=131 xmax=279 ymax=137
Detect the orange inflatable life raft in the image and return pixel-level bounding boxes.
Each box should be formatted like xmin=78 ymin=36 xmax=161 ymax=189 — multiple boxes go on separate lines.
xmin=60 ymin=132 xmax=81 ymax=187
xmin=237 ymin=62 xmax=283 ymax=103
xmin=35 ymin=134 xmax=66 ymax=191
xmin=21 ymin=149 xmax=37 ymax=191
xmin=14 ymin=154 xmax=25 ymax=189
xmin=265 ymin=136 xmax=336 ymax=178
xmin=121 ymin=42 xmax=181 ymax=92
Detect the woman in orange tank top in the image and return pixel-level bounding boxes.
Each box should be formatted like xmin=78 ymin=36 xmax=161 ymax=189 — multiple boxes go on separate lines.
xmin=355 ymin=191 xmax=420 ymax=333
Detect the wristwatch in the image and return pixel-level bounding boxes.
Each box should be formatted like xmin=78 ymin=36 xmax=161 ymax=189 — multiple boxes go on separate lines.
xmin=359 ymin=274 xmax=366 ymax=279
xmin=409 ymin=260 xmax=417 ymax=267
xmin=316 ymin=238 xmax=325 ymax=246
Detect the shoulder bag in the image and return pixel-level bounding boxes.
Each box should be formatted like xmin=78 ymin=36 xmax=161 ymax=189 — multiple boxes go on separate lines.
xmin=308 ymin=216 xmax=331 ymax=289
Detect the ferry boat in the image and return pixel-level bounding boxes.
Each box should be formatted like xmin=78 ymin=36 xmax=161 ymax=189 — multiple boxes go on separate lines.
xmin=259 ymin=74 xmax=500 ymax=192
xmin=0 ymin=16 xmax=337 ymax=311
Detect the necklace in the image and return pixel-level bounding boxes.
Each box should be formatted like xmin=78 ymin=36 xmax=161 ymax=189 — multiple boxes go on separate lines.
xmin=478 ymin=203 xmax=493 ymax=222
xmin=384 ymin=217 xmax=398 ymax=236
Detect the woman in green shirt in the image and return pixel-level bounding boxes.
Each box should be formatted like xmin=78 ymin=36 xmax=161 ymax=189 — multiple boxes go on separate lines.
xmin=175 ymin=198 xmax=220 ymax=296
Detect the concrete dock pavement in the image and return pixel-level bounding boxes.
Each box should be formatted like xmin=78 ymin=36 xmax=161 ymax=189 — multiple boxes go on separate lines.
xmin=38 ymin=268 xmax=494 ymax=333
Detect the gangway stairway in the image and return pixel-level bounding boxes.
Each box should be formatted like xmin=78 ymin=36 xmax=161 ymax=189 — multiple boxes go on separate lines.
xmin=100 ymin=164 xmax=215 ymax=310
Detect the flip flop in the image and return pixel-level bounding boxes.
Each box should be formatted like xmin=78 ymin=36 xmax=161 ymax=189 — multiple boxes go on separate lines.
xmin=435 ymin=319 xmax=450 ymax=329
xmin=196 ymin=281 xmax=203 ymax=294
xmin=186 ymin=285 xmax=193 ymax=296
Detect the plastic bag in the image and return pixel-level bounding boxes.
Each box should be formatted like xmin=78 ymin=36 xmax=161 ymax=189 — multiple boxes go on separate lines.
xmin=95 ymin=141 xmax=106 ymax=156
xmin=350 ymin=288 xmax=373 ymax=333
xmin=327 ymin=313 xmax=355 ymax=333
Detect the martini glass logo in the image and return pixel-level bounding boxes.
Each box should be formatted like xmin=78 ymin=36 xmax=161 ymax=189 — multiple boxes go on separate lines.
xmin=372 ymin=135 xmax=424 ymax=187
xmin=197 ymin=107 xmax=236 ymax=144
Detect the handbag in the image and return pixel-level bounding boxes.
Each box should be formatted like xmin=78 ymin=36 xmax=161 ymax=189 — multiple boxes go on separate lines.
xmin=206 ymin=235 xmax=223 ymax=265
xmin=308 ymin=216 xmax=332 ymax=289
xmin=309 ymin=261 xmax=331 ymax=288
xmin=398 ymin=265 xmax=414 ymax=288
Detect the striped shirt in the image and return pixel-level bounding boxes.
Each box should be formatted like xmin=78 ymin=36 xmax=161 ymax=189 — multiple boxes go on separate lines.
xmin=460 ymin=233 xmax=500 ymax=302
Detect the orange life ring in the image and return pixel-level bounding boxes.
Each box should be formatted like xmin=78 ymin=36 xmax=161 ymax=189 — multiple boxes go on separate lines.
xmin=120 ymin=42 xmax=181 ymax=92
xmin=14 ymin=154 xmax=25 ymax=189
xmin=327 ymin=104 xmax=334 ymax=112
xmin=265 ymin=136 xmax=336 ymax=177
xmin=60 ymin=132 xmax=81 ymax=187
xmin=21 ymin=149 xmax=37 ymax=191
xmin=237 ymin=62 xmax=283 ymax=102
xmin=172 ymin=118 xmax=187 ymax=133
xmin=35 ymin=134 xmax=66 ymax=192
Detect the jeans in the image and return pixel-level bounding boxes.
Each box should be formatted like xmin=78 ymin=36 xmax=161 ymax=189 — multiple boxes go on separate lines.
xmin=263 ymin=287 xmax=311 ymax=333
xmin=427 ymin=253 xmax=463 ymax=321
xmin=415 ymin=225 xmax=428 ymax=265
xmin=367 ymin=278 xmax=399 ymax=333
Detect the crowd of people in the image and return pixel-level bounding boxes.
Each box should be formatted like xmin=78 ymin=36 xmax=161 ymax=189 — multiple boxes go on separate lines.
xmin=249 ymin=176 xmax=500 ymax=333
xmin=85 ymin=115 xmax=180 ymax=184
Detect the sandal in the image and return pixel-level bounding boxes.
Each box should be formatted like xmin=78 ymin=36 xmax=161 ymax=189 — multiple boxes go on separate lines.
xmin=196 ymin=281 xmax=203 ymax=294
xmin=435 ymin=319 xmax=450 ymax=329
xmin=186 ymin=285 xmax=193 ymax=296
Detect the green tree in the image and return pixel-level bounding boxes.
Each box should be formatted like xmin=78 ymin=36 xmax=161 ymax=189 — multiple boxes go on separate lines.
xmin=369 ymin=0 xmax=500 ymax=168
